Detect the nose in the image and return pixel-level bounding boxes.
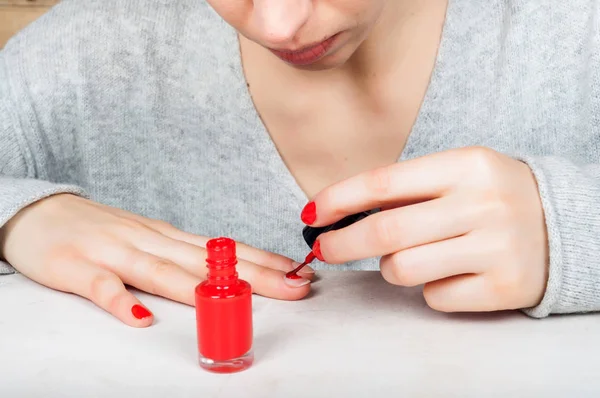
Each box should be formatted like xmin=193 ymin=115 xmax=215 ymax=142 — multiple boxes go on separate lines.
xmin=253 ymin=0 xmax=312 ymax=47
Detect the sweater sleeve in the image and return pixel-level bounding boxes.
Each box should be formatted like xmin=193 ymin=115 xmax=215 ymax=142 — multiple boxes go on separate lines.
xmin=0 ymin=52 xmax=86 ymax=275
xmin=519 ymin=155 xmax=600 ymax=317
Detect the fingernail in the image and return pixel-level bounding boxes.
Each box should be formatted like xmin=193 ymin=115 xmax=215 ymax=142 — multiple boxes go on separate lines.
xmin=301 ymin=201 xmax=317 ymax=225
xmin=312 ymin=240 xmax=324 ymax=262
xmin=283 ymin=274 xmax=311 ymax=287
xmin=291 ymin=261 xmax=315 ymax=275
xmin=131 ymin=304 xmax=152 ymax=319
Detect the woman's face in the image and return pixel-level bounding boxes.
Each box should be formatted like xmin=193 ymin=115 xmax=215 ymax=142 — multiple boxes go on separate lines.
xmin=205 ymin=0 xmax=387 ymax=70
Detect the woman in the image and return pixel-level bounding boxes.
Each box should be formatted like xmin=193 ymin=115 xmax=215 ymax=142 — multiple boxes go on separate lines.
xmin=0 ymin=0 xmax=598 ymax=327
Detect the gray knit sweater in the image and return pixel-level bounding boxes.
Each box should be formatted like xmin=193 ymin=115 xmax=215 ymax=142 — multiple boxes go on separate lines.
xmin=1 ymin=0 xmax=600 ymax=318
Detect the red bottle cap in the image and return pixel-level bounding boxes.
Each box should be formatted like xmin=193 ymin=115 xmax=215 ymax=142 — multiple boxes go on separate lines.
xmin=206 ymin=237 xmax=237 ymax=263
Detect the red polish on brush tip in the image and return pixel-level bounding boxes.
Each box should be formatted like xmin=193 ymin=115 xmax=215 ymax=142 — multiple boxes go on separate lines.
xmin=286 ymin=252 xmax=316 ymax=279
xmin=195 ymin=237 xmax=253 ymax=373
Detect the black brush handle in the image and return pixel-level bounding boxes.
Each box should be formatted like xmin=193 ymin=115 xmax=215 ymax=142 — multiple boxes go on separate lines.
xmin=302 ymin=209 xmax=378 ymax=249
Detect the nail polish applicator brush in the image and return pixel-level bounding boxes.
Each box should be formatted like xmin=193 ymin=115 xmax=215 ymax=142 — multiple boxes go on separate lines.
xmin=286 ymin=210 xmax=377 ymax=278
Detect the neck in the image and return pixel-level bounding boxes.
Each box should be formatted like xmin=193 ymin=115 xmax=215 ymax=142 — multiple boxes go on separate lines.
xmin=342 ymin=0 xmax=448 ymax=81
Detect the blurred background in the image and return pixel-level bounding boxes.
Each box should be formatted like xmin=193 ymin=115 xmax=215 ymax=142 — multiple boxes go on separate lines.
xmin=1 ymin=0 xmax=59 ymax=48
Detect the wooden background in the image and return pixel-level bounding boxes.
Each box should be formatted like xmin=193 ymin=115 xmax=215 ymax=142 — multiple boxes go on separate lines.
xmin=0 ymin=0 xmax=60 ymax=48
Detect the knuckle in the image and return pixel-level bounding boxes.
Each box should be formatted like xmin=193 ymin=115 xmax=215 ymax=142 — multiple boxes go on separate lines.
xmin=463 ymin=146 xmax=502 ymax=180
xmin=389 ymin=252 xmax=419 ymax=287
xmin=318 ymin=191 xmax=350 ymax=227
xmin=43 ymin=248 xmax=83 ymax=290
xmin=89 ymin=273 xmax=122 ymax=306
xmin=495 ymin=230 xmax=521 ymax=257
xmin=100 ymin=241 xmax=136 ymax=267
xmin=150 ymin=259 xmax=176 ymax=279
xmin=464 ymin=145 xmax=495 ymax=163
xmin=372 ymin=216 xmax=397 ymax=248
xmin=490 ymin=198 xmax=515 ymax=224
xmin=466 ymin=176 xmax=516 ymax=226
xmin=115 ymin=218 xmax=150 ymax=236
xmin=106 ymin=291 xmax=129 ymax=314
xmin=366 ymin=166 xmax=393 ymax=198
xmin=320 ymin=188 xmax=338 ymax=210
xmin=44 ymin=246 xmax=77 ymax=270
xmin=422 ymin=283 xmax=451 ymax=312
xmin=489 ymin=266 xmax=524 ymax=298
xmin=145 ymin=258 xmax=179 ymax=296
xmin=240 ymin=263 xmax=269 ymax=286
xmin=147 ymin=218 xmax=176 ymax=232
xmin=471 ymin=193 xmax=513 ymax=226
xmin=261 ymin=251 xmax=282 ymax=267
xmin=255 ymin=265 xmax=271 ymax=281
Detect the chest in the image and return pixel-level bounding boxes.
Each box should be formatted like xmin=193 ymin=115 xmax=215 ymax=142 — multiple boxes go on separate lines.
xmin=251 ymin=89 xmax=415 ymax=198
xmin=241 ymin=64 xmax=434 ymax=200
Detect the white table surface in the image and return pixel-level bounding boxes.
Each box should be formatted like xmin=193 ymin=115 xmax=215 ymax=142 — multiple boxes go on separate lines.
xmin=1 ymin=271 xmax=599 ymax=397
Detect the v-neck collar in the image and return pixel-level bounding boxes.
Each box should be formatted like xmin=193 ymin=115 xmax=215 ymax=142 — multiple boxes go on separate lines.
xmin=223 ymin=0 xmax=457 ymax=211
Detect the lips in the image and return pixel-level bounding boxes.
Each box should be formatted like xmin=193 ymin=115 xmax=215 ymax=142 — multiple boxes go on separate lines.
xmin=269 ymin=33 xmax=340 ymax=66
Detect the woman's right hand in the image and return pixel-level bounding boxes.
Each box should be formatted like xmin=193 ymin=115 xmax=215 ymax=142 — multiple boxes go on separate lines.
xmin=0 ymin=194 xmax=313 ymax=327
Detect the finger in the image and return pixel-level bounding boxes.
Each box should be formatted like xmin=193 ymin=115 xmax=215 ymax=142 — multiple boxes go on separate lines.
xmin=114 ymin=213 xmax=315 ymax=276
xmin=380 ymin=235 xmax=487 ymax=287
xmin=117 ymin=250 xmax=201 ymax=306
xmin=139 ymin=232 xmax=315 ymax=283
xmin=423 ymin=274 xmax=499 ymax=312
xmin=100 ymin=221 xmax=312 ymax=301
xmin=237 ymin=260 xmax=312 ymax=300
xmin=53 ymin=256 xmax=154 ymax=327
xmin=136 ymin=232 xmax=314 ymax=295
xmin=236 ymin=241 xmax=316 ymax=276
xmin=318 ymin=195 xmax=474 ymax=263
xmin=130 ymin=230 xmax=210 ymax=279
xmin=176 ymin=233 xmax=315 ymax=277
xmin=307 ymin=151 xmax=465 ymax=227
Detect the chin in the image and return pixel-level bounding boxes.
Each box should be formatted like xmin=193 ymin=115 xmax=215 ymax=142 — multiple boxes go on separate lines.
xmin=287 ymin=57 xmax=347 ymax=71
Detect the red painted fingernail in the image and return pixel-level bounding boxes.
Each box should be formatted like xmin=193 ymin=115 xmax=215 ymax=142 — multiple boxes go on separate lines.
xmin=301 ymin=201 xmax=317 ymax=224
xmin=312 ymin=240 xmax=324 ymax=262
xmin=131 ymin=304 xmax=152 ymax=319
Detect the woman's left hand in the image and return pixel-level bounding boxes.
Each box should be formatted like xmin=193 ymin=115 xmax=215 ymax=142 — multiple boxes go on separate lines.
xmin=303 ymin=146 xmax=549 ymax=312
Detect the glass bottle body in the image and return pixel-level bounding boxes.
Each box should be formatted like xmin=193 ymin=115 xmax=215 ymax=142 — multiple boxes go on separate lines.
xmin=195 ymin=279 xmax=253 ymax=373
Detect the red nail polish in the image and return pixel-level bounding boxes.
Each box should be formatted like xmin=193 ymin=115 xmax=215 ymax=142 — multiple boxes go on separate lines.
xmin=195 ymin=237 xmax=253 ymax=373
xmin=285 ymin=252 xmax=317 ymax=279
xmin=131 ymin=304 xmax=152 ymax=319
xmin=312 ymin=239 xmax=324 ymax=262
xmin=301 ymin=201 xmax=317 ymax=225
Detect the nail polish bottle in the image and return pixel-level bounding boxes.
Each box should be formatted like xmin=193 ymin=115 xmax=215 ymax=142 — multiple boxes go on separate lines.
xmin=302 ymin=209 xmax=378 ymax=249
xmin=195 ymin=237 xmax=253 ymax=373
